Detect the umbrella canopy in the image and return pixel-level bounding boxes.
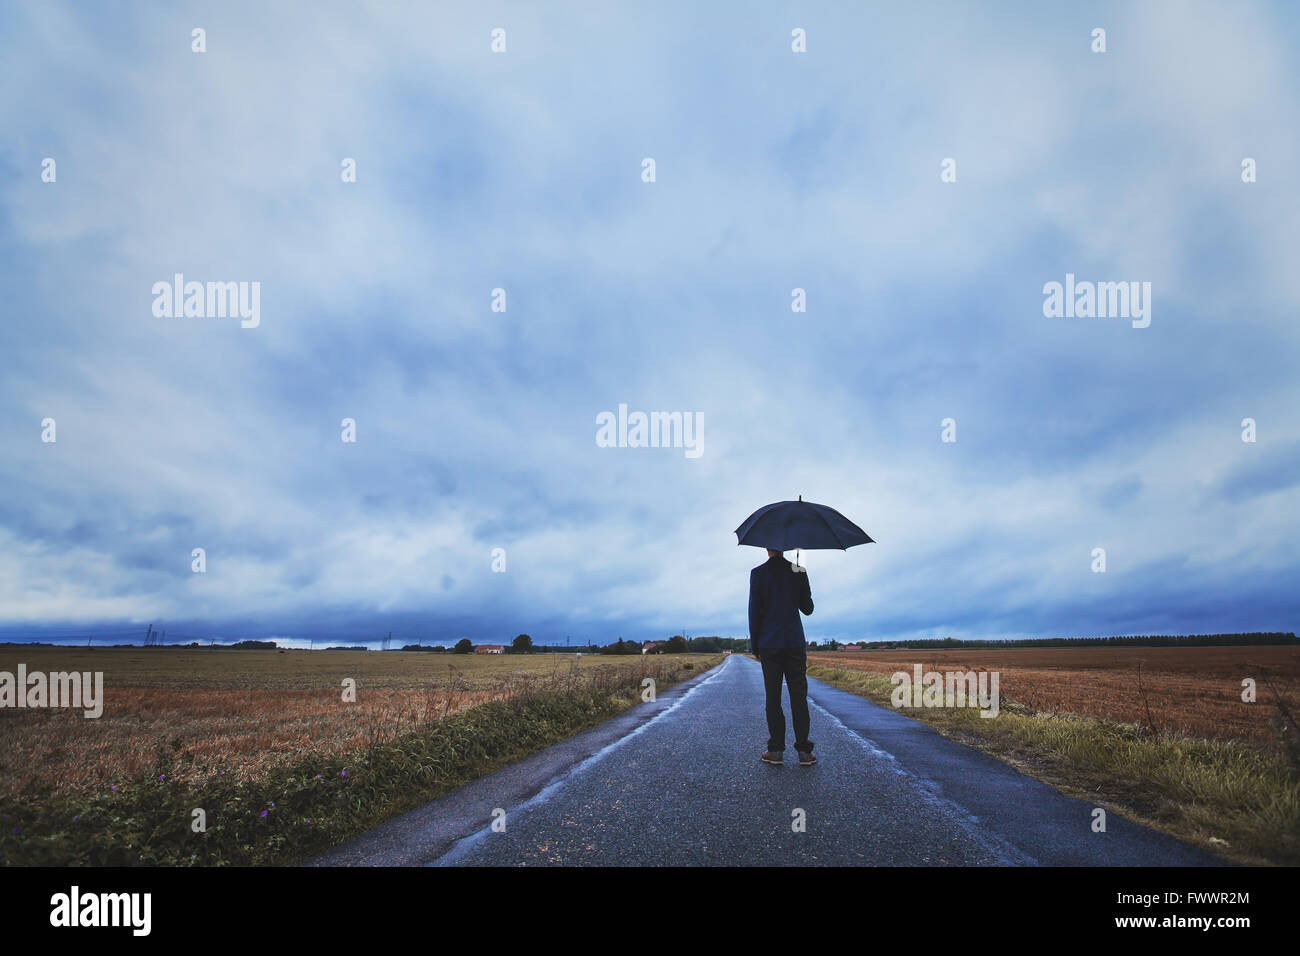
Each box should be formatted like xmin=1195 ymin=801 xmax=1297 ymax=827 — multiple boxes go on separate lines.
xmin=734 ymin=497 xmax=874 ymax=552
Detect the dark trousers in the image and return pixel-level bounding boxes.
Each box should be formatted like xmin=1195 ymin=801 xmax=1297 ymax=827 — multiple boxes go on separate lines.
xmin=758 ymin=647 xmax=813 ymax=753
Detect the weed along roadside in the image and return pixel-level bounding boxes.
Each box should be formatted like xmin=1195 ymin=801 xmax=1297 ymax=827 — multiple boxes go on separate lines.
xmin=0 ymin=655 xmax=722 ymax=866
xmin=805 ymin=662 xmax=1300 ymax=867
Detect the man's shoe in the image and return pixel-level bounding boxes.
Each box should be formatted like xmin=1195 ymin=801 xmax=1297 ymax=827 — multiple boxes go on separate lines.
xmin=761 ymin=750 xmax=784 ymax=765
xmin=798 ymin=750 xmax=817 ymax=766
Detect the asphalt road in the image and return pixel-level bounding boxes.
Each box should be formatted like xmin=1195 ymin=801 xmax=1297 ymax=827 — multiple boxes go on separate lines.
xmin=307 ymin=654 xmax=1224 ymax=867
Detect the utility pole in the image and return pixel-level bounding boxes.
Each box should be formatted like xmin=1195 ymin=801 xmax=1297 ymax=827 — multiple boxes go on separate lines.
xmin=144 ymin=624 xmax=153 ymax=647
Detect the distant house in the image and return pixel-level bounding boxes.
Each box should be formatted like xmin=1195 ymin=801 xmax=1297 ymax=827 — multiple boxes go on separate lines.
xmin=475 ymin=644 xmax=505 ymax=654
xmin=642 ymin=641 xmax=665 ymax=655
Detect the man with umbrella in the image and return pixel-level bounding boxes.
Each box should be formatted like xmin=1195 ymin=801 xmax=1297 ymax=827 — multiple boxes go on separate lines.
xmin=748 ymin=546 xmax=818 ymax=765
xmin=737 ymin=497 xmax=874 ymax=768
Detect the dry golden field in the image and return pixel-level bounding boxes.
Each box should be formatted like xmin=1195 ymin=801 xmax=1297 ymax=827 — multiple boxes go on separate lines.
xmin=808 ymin=645 xmax=1299 ymax=750
xmin=0 ymin=647 xmax=713 ymax=799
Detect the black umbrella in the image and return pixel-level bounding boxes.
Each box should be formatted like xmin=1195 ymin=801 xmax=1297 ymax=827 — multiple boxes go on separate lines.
xmin=734 ymin=495 xmax=873 ymax=566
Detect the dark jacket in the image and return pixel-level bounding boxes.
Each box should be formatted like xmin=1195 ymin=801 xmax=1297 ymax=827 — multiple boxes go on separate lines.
xmin=748 ymin=554 xmax=814 ymax=653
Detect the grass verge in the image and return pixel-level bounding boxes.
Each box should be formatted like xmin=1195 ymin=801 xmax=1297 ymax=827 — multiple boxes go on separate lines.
xmin=0 ymin=656 xmax=720 ymax=866
xmin=807 ymin=662 xmax=1300 ymax=866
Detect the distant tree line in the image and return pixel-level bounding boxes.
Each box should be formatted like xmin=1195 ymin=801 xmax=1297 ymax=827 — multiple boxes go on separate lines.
xmin=684 ymin=636 xmax=751 ymax=652
xmin=598 ymin=634 xmax=751 ymax=655
xmin=600 ymin=638 xmax=642 ymax=655
xmin=834 ymin=632 xmax=1298 ymax=650
xmin=393 ymin=634 xmax=749 ymax=656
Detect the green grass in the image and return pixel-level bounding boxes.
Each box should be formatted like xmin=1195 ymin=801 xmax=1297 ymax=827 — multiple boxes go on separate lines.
xmin=807 ymin=663 xmax=1300 ymax=866
xmin=1 ymin=656 xmax=720 ymax=866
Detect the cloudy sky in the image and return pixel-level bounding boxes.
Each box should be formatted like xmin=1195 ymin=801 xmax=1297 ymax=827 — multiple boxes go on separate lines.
xmin=1 ymin=1 xmax=1297 ymax=647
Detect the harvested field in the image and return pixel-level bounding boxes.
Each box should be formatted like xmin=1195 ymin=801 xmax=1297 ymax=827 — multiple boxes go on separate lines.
xmin=808 ymin=646 xmax=1299 ymax=751
xmin=0 ymin=647 xmax=716 ymax=799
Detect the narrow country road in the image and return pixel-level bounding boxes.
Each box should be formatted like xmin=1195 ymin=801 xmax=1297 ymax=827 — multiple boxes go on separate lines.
xmin=307 ymin=655 xmax=1224 ymax=867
